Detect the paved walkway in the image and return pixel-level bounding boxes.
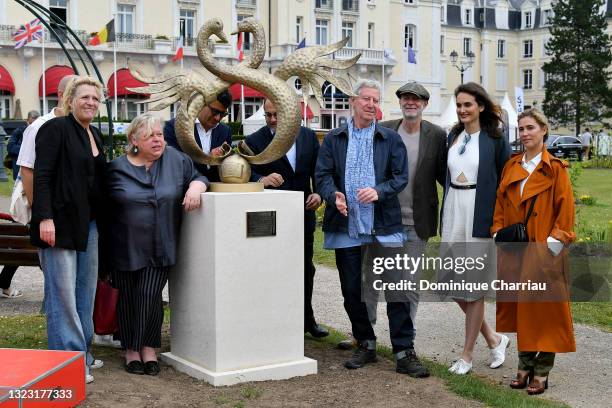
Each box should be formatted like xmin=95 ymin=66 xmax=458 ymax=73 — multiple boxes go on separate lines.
xmin=2 ymin=196 xmax=610 ymax=407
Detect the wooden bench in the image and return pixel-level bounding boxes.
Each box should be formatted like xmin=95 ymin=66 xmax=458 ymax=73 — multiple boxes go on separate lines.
xmin=0 ymin=214 xmax=39 ymax=267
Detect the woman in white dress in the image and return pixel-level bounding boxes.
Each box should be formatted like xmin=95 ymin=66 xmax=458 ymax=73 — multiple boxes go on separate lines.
xmin=442 ymin=82 xmax=511 ymax=374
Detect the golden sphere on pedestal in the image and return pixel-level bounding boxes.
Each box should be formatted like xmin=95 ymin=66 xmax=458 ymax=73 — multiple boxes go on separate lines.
xmin=219 ymin=154 xmax=251 ymax=184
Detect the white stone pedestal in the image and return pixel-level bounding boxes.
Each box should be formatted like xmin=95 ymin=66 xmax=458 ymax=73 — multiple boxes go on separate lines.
xmin=161 ymin=191 xmax=317 ymax=386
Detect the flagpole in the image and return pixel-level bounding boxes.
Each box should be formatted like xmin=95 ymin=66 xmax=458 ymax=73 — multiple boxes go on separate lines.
xmin=42 ymin=24 xmax=47 ymax=114
xmin=113 ymin=11 xmax=118 ymax=120
xmin=381 ymin=40 xmax=385 ymax=109
xmin=331 ymin=52 xmax=335 ymax=129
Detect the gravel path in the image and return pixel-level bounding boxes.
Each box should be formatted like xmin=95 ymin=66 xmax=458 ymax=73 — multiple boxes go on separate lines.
xmin=2 ymin=195 xmax=610 ymax=407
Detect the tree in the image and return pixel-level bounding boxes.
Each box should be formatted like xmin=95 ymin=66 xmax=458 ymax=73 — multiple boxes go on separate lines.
xmin=542 ymin=0 xmax=612 ymax=136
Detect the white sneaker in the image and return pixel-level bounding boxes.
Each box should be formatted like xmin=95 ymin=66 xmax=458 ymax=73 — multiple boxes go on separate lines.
xmin=85 ymin=374 xmax=94 ymax=384
xmin=448 ymin=359 xmax=472 ymax=375
xmin=92 ymin=334 xmax=122 ymax=348
xmin=90 ymin=359 xmax=104 ymax=369
xmin=489 ymin=334 xmax=510 ymax=369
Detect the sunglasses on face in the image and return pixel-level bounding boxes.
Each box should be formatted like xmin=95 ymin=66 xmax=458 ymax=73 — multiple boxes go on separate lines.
xmin=209 ymin=106 xmax=228 ymax=118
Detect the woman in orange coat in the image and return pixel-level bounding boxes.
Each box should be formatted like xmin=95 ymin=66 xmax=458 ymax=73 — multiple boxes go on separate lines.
xmin=492 ymin=109 xmax=576 ymax=395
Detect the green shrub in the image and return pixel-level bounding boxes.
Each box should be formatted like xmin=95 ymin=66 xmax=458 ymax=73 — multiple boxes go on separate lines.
xmin=582 ymin=156 xmax=612 ymax=169
xmin=568 ymin=161 xmax=582 ymax=199
xmin=579 ymin=194 xmax=597 ymax=206
xmin=228 ymin=121 xmax=243 ymax=136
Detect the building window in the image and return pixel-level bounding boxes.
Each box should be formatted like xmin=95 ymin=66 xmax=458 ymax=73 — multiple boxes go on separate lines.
xmin=49 ymin=0 xmax=68 ymax=23
xmin=237 ymin=15 xmax=252 ymax=50
xmin=341 ymin=21 xmax=354 ymax=47
xmin=117 ymin=4 xmax=134 ymax=34
xmin=405 ymin=0 xmax=415 ymax=4
xmin=0 ymin=94 xmax=11 ymax=119
xmin=316 ymin=19 xmax=329 ymax=45
xmin=404 ymin=24 xmax=416 ymax=49
xmin=315 ymin=0 xmax=331 ymax=10
xmin=523 ymin=69 xmax=533 ymax=89
xmin=463 ymin=37 xmax=472 ymax=56
xmin=524 ymin=11 xmax=532 ymax=28
xmin=543 ymin=9 xmax=553 ymax=25
xmin=464 ymin=8 xmax=472 ymax=25
xmin=342 ymin=0 xmax=359 ymax=12
xmin=367 ymin=23 xmax=374 ymax=48
xmin=497 ymin=39 xmax=505 ymax=58
xmin=523 ymin=39 xmax=533 ymax=58
xmin=440 ymin=35 xmax=444 ymax=54
xmin=179 ymin=9 xmax=196 ymax=44
xmin=296 ymin=16 xmax=303 ymax=43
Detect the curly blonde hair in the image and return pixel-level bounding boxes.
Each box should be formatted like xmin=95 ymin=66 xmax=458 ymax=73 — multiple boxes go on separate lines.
xmin=518 ymin=108 xmax=550 ymax=141
xmin=61 ymin=76 xmax=103 ymax=116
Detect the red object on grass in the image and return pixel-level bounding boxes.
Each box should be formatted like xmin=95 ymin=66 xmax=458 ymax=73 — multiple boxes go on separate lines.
xmin=0 ymin=348 xmax=86 ymax=407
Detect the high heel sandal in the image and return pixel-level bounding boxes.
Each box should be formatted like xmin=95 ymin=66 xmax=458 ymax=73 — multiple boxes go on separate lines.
xmin=527 ymin=376 xmax=549 ymax=395
xmin=509 ymin=369 xmax=533 ymax=389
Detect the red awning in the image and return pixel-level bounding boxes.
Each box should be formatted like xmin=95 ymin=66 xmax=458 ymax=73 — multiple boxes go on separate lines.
xmin=300 ymin=102 xmax=314 ymax=119
xmin=0 ymin=66 xmax=15 ymax=94
xmin=229 ymin=83 xmax=265 ymax=99
xmin=107 ymin=68 xmax=148 ymax=98
xmin=38 ymin=65 xmax=75 ymax=97
xmin=376 ymin=107 xmax=383 ymax=120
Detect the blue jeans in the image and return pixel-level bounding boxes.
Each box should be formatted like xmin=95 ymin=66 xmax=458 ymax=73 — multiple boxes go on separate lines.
xmin=40 ymin=221 xmax=98 ymax=374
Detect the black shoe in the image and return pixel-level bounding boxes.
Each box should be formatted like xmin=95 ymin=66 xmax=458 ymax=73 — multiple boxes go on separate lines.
xmin=396 ymin=349 xmax=430 ymax=378
xmin=337 ymin=339 xmax=356 ymax=350
xmin=125 ymin=360 xmax=145 ymax=375
xmin=344 ymin=344 xmax=377 ymax=369
xmin=144 ymin=360 xmax=160 ymax=376
xmin=306 ymin=324 xmax=329 ymax=338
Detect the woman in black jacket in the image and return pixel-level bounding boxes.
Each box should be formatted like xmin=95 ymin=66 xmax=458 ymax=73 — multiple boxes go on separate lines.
xmin=31 ymin=76 xmax=106 ymax=384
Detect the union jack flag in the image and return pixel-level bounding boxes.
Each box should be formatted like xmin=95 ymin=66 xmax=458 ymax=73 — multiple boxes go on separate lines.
xmin=13 ymin=18 xmax=44 ymax=49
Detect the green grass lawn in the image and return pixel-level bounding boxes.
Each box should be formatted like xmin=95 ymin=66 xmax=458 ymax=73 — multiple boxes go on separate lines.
xmin=0 ymin=176 xmax=14 ymax=198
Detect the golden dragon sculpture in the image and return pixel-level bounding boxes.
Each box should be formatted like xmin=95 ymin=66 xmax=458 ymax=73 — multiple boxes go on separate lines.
xmin=128 ymin=17 xmax=360 ymax=167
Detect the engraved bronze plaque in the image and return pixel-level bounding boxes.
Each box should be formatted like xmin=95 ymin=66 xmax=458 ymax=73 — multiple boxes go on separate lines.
xmin=246 ymin=211 xmax=276 ymax=237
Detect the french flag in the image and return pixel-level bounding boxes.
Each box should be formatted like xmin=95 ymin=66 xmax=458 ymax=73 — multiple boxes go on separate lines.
xmin=173 ymin=36 xmax=184 ymax=62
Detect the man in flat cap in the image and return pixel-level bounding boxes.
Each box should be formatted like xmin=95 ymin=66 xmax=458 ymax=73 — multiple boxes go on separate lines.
xmin=375 ymin=81 xmax=447 ymax=377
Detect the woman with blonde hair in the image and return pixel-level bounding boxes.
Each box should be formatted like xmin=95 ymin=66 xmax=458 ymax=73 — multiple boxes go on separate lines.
xmin=31 ymin=76 xmax=106 ymax=384
xmin=441 ymin=82 xmax=511 ymax=374
xmin=492 ymin=108 xmax=575 ymax=395
xmin=107 ymin=112 xmax=208 ymax=376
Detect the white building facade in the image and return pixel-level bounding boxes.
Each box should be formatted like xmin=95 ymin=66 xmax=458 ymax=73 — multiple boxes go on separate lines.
xmin=0 ymin=0 xmax=610 ymax=126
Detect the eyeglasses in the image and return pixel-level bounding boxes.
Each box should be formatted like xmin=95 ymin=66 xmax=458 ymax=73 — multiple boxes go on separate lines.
xmin=264 ymin=112 xmax=278 ymax=118
xmin=458 ymin=133 xmax=472 ymax=155
xmin=209 ymin=106 xmax=228 ymax=118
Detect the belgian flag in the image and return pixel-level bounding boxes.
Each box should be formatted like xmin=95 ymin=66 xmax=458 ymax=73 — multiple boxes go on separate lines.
xmin=90 ymin=19 xmax=115 ymax=45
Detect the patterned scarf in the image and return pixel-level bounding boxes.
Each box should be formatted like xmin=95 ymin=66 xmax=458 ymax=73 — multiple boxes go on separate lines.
xmin=345 ymin=119 xmax=376 ymax=239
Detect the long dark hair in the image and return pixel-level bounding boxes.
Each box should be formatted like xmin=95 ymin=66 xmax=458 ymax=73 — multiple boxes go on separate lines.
xmin=450 ymin=82 xmax=502 ymax=139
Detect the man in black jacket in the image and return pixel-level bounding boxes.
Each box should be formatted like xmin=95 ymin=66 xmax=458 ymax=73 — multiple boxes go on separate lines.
xmin=7 ymin=110 xmax=39 ymax=180
xmin=245 ymin=99 xmax=328 ymax=338
xmin=163 ymin=90 xmax=232 ymax=182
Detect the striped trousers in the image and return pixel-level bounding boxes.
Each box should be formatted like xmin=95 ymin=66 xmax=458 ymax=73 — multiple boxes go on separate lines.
xmin=112 ymin=266 xmax=168 ymax=351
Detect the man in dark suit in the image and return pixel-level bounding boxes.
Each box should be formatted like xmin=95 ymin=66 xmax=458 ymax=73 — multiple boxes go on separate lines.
xmin=163 ymin=89 xmax=233 ymax=182
xmin=245 ymin=99 xmax=328 ymax=338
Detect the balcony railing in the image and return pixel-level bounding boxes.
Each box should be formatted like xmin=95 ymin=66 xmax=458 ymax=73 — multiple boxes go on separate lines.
xmin=115 ymin=33 xmax=154 ymax=50
xmin=272 ymin=43 xmax=388 ymax=66
xmin=236 ymin=0 xmax=257 ymax=7
xmin=342 ymin=0 xmax=359 ymax=13
xmin=0 ymin=25 xmax=15 ymax=42
xmin=315 ymin=0 xmax=334 ymax=12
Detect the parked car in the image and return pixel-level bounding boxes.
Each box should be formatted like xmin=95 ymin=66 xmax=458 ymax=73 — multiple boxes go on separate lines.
xmin=546 ymin=135 xmax=583 ymax=160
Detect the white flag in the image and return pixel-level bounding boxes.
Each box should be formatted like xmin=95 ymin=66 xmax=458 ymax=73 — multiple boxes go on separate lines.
xmin=514 ymin=87 xmax=524 ymax=113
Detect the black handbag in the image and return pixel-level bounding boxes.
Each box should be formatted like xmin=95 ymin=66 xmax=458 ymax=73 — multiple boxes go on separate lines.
xmin=494 ymin=197 xmax=537 ymax=243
